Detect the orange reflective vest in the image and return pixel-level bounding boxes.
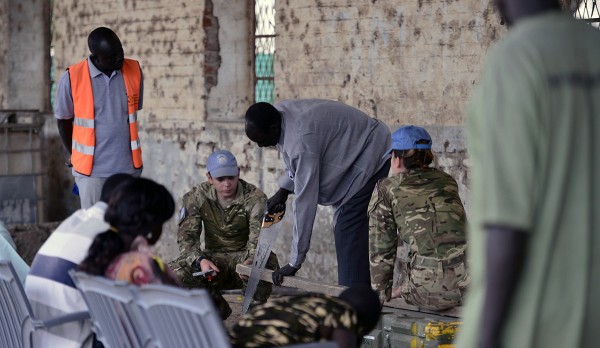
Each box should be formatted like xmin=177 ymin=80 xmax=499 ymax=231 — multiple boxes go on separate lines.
xmin=68 ymin=58 xmax=143 ymax=176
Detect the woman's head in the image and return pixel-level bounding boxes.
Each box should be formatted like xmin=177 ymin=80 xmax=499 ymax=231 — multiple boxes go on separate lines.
xmin=389 ymin=125 xmax=434 ymax=174
xmin=79 ymin=178 xmax=175 ymax=275
xmin=104 ymin=178 xmax=175 ymax=244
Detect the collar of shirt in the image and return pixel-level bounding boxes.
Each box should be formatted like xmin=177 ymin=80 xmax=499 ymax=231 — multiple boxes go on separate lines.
xmin=87 ymin=55 xmax=120 ymax=80
xmin=276 ymin=110 xmax=286 ymax=152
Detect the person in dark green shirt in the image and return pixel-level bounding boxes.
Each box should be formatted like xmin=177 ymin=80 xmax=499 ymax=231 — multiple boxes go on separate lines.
xmin=229 ymin=286 xmax=381 ymax=347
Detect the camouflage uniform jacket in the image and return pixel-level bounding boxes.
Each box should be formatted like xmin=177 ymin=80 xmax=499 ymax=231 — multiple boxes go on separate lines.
xmin=229 ymin=293 xmax=359 ymax=347
xmin=177 ymin=179 xmax=266 ymax=268
xmin=369 ymin=167 xmax=468 ymax=302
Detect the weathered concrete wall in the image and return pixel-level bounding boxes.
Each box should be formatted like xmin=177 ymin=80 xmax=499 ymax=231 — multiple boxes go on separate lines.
xmin=0 ymin=0 xmax=8 ymax=108
xmin=47 ymin=0 xmax=502 ymax=284
xmin=1 ymin=0 xmax=51 ymax=111
xmin=274 ymin=0 xmax=503 ymax=125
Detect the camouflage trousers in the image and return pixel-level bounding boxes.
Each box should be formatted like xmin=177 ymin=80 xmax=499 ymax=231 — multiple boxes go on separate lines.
xmin=400 ymin=251 xmax=470 ymax=311
xmin=169 ymin=250 xmax=279 ymax=319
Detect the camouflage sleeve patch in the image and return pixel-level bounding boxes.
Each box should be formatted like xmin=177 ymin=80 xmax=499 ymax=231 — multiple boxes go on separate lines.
xmin=368 ymin=180 xmax=397 ymax=303
xmin=177 ymin=188 xmax=206 ymax=267
xmin=179 ymin=207 xmax=186 ymax=223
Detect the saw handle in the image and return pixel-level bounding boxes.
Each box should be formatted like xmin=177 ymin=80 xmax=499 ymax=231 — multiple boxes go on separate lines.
xmin=262 ymin=210 xmax=285 ymax=228
xmin=266 ymin=188 xmax=291 ymax=212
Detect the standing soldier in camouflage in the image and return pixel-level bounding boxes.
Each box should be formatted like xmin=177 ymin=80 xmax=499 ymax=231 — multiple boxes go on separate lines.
xmin=369 ymin=126 xmax=469 ymax=311
xmin=169 ymin=150 xmax=279 ymax=319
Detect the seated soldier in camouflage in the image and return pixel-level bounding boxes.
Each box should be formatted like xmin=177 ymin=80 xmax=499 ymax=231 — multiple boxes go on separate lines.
xmin=229 ymin=286 xmax=382 ymax=347
xmin=169 ymin=150 xmax=279 ymax=319
xmin=369 ymin=126 xmax=469 ymax=311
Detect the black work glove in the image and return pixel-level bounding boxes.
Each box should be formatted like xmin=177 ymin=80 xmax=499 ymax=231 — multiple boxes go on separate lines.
xmin=272 ymin=264 xmax=299 ymax=286
xmin=266 ymin=188 xmax=291 ymax=214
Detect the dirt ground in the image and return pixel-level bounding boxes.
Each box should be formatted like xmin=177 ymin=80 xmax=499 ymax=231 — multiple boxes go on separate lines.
xmin=7 ymin=222 xmax=60 ymax=264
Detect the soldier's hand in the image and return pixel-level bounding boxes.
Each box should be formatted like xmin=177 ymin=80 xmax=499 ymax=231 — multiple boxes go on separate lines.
xmin=200 ymin=259 xmax=220 ymax=274
xmin=391 ymin=287 xmax=402 ymax=299
xmin=272 ymin=264 xmax=299 ymax=286
xmin=238 ymin=258 xmax=253 ymax=280
xmin=266 ymin=188 xmax=291 ymax=214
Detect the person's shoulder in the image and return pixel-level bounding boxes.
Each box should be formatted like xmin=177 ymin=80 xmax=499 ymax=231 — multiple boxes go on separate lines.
xmin=182 ymin=183 xmax=211 ymax=205
xmin=239 ymin=179 xmax=267 ymax=199
xmin=378 ymin=173 xmax=404 ymax=189
xmin=493 ymin=12 xmax=573 ymax=61
xmin=425 ymin=168 xmax=459 ymax=186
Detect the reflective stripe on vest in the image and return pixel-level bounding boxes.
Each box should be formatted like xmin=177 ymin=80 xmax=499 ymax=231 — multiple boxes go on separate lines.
xmin=68 ymin=58 xmax=143 ymax=175
xmin=123 ymin=60 xmax=143 ymax=169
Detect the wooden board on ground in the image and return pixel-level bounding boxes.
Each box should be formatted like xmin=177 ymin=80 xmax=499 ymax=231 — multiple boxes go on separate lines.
xmin=236 ymin=264 xmax=344 ymax=296
xmin=235 ymin=264 xmax=461 ymax=318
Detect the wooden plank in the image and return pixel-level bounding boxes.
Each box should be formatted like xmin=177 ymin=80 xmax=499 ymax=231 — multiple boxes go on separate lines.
xmin=385 ymin=299 xmax=461 ymax=318
xmin=236 ymin=264 xmax=344 ymax=296
xmin=235 ymin=264 xmax=461 ymax=317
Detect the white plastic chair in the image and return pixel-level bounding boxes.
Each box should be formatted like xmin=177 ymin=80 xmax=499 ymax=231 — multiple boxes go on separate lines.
xmin=0 ymin=260 xmax=89 ymax=348
xmin=135 ymin=284 xmax=230 ymax=348
xmin=69 ymin=270 xmax=153 ymax=348
xmin=70 ymin=270 xmax=340 ymax=348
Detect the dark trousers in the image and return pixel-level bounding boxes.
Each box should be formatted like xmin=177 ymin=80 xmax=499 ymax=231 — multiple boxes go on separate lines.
xmin=334 ymin=159 xmax=391 ymax=286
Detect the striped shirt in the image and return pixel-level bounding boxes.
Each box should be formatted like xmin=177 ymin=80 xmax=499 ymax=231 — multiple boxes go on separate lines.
xmin=25 ymin=202 xmax=108 ymax=348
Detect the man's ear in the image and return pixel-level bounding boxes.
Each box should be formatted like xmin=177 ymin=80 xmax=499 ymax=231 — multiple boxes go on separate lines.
xmin=391 ymin=154 xmax=402 ymax=170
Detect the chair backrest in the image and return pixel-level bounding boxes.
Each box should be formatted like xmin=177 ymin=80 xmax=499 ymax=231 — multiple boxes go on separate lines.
xmin=135 ymin=284 xmax=231 ymax=348
xmin=69 ymin=270 xmax=152 ymax=348
xmin=0 ymin=260 xmax=35 ymax=348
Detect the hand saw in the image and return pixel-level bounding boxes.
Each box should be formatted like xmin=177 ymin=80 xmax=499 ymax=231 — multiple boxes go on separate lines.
xmin=241 ymin=209 xmax=285 ymax=313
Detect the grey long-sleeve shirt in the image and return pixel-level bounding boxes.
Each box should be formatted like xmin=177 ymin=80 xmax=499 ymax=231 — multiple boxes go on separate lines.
xmin=275 ymin=99 xmax=391 ymax=266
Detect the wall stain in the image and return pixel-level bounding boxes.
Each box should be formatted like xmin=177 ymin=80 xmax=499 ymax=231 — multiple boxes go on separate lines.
xmin=398 ymin=13 xmax=405 ymax=28
xmin=203 ymin=0 xmax=221 ymax=95
xmin=468 ymin=19 xmax=476 ymax=31
xmin=414 ymin=27 xmax=421 ymax=40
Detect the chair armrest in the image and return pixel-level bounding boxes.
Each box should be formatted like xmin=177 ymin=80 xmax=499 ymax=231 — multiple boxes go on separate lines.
xmin=33 ymin=311 xmax=91 ymax=329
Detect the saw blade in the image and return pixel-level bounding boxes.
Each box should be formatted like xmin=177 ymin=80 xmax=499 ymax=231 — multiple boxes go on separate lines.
xmin=241 ymin=212 xmax=284 ymax=313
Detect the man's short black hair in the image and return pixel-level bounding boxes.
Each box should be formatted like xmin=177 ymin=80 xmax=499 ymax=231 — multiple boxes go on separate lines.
xmin=338 ymin=285 xmax=382 ymax=335
xmin=245 ymin=102 xmax=280 ymax=129
xmin=88 ymin=27 xmax=120 ymax=54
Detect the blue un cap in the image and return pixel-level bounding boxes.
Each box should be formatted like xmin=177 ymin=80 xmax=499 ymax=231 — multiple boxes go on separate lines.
xmin=207 ymin=150 xmax=239 ymax=178
xmin=389 ymin=125 xmax=432 ymax=152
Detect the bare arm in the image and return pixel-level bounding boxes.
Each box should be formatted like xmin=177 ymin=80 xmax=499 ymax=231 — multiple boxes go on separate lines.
xmin=57 ymin=118 xmax=73 ymax=154
xmin=478 ymin=225 xmax=528 ymax=348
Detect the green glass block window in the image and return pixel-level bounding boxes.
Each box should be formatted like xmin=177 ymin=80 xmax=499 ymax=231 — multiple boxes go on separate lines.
xmin=255 ymin=0 xmax=275 ymax=103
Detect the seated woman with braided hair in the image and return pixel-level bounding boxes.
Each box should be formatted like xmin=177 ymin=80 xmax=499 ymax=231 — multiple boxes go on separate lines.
xmin=79 ymin=177 xmax=179 ymax=286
